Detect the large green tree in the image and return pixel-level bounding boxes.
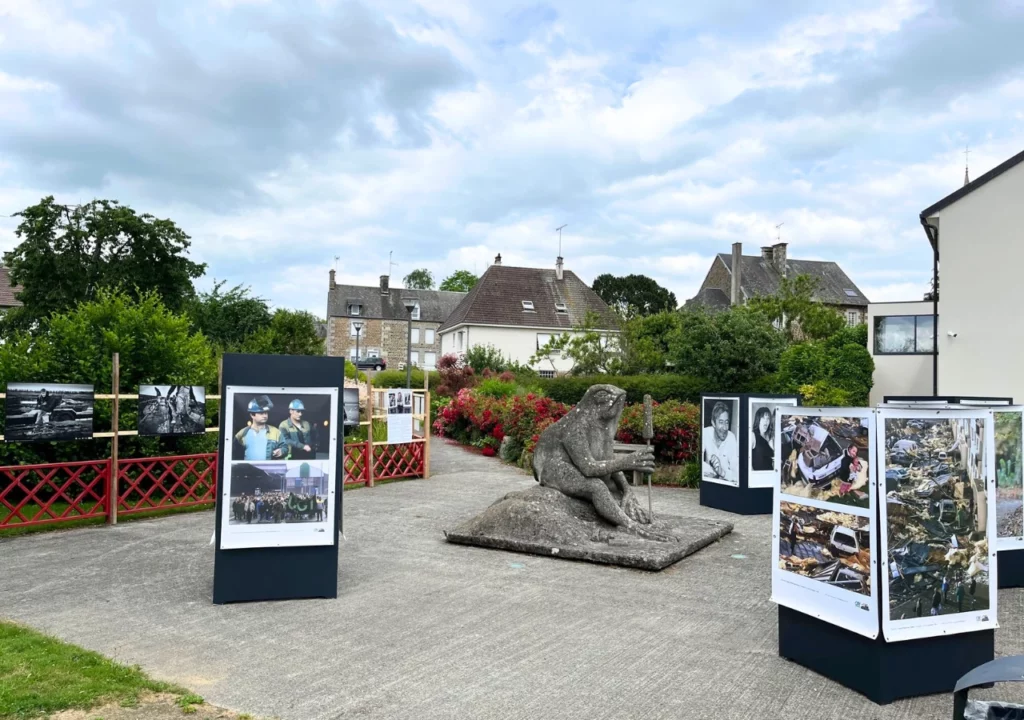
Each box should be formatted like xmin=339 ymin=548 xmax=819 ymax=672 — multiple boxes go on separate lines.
xmin=1 ymin=197 xmax=205 ymax=329
xmin=403 ymin=268 xmax=434 ymax=289
xmin=592 ymin=273 xmax=677 ymax=319
xmin=439 ymin=270 xmax=478 ymax=293
xmin=617 ymin=311 xmax=682 ymax=374
xmin=187 ymin=281 xmax=272 ymax=350
xmin=241 ymin=309 xmax=324 ymax=356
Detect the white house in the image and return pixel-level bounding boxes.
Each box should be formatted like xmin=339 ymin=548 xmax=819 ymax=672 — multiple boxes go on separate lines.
xmin=869 ymin=148 xmax=1024 ymax=404
xmin=438 ymin=255 xmax=620 ymax=377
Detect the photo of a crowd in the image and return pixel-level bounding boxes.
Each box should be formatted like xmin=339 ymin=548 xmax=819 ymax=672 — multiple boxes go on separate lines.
xmin=230 ymin=390 xmax=334 ymax=461
xmin=779 ymin=413 xmax=871 ymax=510
xmin=226 ymin=461 xmax=331 ymax=525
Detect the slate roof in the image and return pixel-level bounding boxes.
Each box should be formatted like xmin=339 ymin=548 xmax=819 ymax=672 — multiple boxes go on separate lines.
xmin=684 ymin=288 xmax=731 ymax=311
xmin=438 ymin=265 xmax=619 ymax=333
xmin=327 ymin=282 xmax=465 ymax=323
xmin=689 ymin=254 xmax=870 ymax=309
xmin=0 ymin=268 xmax=22 ymax=308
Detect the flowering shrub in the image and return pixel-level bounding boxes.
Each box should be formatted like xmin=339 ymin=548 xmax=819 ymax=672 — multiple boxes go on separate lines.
xmin=436 ymin=353 xmax=476 ymax=396
xmin=434 ymin=388 xmax=700 ymax=469
xmin=616 ymin=401 xmax=701 ymax=465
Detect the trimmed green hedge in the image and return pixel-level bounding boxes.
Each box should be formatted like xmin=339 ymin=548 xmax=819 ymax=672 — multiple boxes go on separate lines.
xmin=371 ymin=368 xmax=442 ymax=389
xmin=536 ymin=374 xmax=706 ymax=405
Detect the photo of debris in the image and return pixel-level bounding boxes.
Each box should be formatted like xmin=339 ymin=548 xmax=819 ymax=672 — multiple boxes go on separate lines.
xmin=3 ymin=382 xmax=94 ymax=443
xmin=779 ymin=413 xmax=871 ymax=509
xmin=883 ymin=416 xmax=991 ymax=621
xmin=779 ymin=501 xmax=871 ymax=596
xmin=138 ymin=385 xmax=206 ymax=436
xmin=994 ymin=410 xmax=1023 ymax=542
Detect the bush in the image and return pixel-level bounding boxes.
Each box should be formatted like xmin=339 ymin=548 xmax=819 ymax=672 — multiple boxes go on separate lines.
xmin=537 ymin=374 xmax=705 ymax=405
xmin=463 ymin=344 xmax=510 ymax=374
xmin=616 ymin=401 xmax=701 ymax=464
xmin=799 ymin=381 xmax=853 ymax=407
xmin=435 ymin=354 xmax=476 ymax=397
xmin=370 ymin=368 xmax=441 ymax=390
xmin=476 ymin=379 xmax=519 ymax=399
xmin=345 ymin=362 xmax=367 ymax=383
xmin=776 ymin=335 xmax=873 ymax=406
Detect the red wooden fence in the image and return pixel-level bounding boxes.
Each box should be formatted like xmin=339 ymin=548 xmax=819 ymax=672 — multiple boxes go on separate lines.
xmin=0 ymin=440 xmax=420 ymax=530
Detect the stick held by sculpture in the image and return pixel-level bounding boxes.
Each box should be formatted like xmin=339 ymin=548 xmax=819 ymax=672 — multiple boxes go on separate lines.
xmin=643 ymin=393 xmax=654 ymax=521
xmin=532 ymin=384 xmax=673 ymax=541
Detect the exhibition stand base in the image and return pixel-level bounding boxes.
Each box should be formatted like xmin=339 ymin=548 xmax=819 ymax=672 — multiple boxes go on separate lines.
xmin=699 ymin=481 xmax=773 ymax=515
xmin=778 ymin=606 xmax=994 ymax=705
xmin=213 ymin=545 xmax=339 ymax=604
xmin=997 ymin=549 xmax=1024 ymax=589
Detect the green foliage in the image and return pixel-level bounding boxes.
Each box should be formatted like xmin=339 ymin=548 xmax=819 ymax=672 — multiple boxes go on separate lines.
xmin=995 ymin=411 xmax=1023 ymax=489
xmin=592 ymin=273 xmax=677 ymax=319
xmin=681 ymin=461 xmax=702 ymax=488
xmin=1 ymin=197 xmax=205 ymax=331
xmin=798 ymin=382 xmax=853 ymax=407
xmin=438 ymin=270 xmax=478 ymax=293
xmin=476 ymin=379 xmax=519 ymax=399
xmin=345 ymin=361 xmax=367 ymax=383
xmin=463 ymin=344 xmax=510 ymax=373
xmin=371 ymin=368 xmax=441 ymax=389
xmin=666 ymin=307 xmax=787 ymax=391
xmin=186 ymin=281 xmax=271 ymax=350
xmin=617 ymin=311 xmax=681 ymax=374
xmin=776 ymin=333 xmax=874 ymax=406
xmin=537 ymin=374 xmax=705 ymax=405
xmin=746 ymin=274 xmax=847 ymax=342
xmin=617 ymin=401 xmax=700 ymax=464
xmin=532 ymin=311 xmax=620 ymax=375
xmin=402 ymin=268 xmax=434 ymax=289
xmin=239 ymin=309 xmax=324 ymax=356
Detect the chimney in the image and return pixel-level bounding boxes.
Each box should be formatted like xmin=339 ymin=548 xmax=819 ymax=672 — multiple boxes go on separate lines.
xmin=379 ymin=274 xmax=390 ymax=295
xmin=771 ymin=242 xmax=788 ymax=277
xmin=494 ymin=253 xmax=502 ymax=266
xmin=730 ymin=242 xmax=742 ymax=306
xmin=760 ymin=246 xmax=773 ymax=261
xmin=555 ymin=256 xmax=564 ymax=281
xmin=329 ymin=269 xmax=336 ymax=289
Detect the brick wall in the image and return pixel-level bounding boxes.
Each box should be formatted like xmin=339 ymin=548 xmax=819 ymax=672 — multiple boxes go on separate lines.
xmin=327 ymin=317 xmax=444 ymax=367
xmin=700 ymin=257 xmax=732 ymax=295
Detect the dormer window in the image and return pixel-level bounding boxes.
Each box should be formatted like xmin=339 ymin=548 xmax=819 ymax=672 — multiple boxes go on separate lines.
xmin=522 ymin=300 xmax=535 ymax=311
xmin=555 ymin=303 xmax=567 ymax=313
xmin=844 ymin=289 xmax=858 ymax=297
xmin=348 ymin=303 xmax=361 ymax=316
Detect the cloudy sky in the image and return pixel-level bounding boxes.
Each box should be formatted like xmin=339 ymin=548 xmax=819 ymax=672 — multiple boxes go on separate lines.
xmin=2 ymin=0 xmax=1023 ymax=316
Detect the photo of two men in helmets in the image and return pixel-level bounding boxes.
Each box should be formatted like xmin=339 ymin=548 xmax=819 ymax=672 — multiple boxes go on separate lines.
xmin=231 ymin=391 xmax=332 ymax=461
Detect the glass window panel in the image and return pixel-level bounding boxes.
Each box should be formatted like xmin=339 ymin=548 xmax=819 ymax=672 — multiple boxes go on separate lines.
xmin=874 ymin=316 xmax=917 ymax=354
xmin=916 ymin=315 xmax=935 ymax=353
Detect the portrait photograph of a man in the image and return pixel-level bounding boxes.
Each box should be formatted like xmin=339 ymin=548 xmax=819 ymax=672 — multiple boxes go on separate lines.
xmin=702 ymin=397 xmax=739 ymax=486
xmin=229 ymin=389 xmax=335 ymax=461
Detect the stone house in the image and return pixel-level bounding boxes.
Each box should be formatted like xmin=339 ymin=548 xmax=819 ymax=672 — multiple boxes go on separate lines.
xmin=686 ymin=242 xmax=870 ymax=326
xmin=325 ymin=272 xmax=466 ymax=370
xmin=0 ymin=267 xmax=22 ymax=312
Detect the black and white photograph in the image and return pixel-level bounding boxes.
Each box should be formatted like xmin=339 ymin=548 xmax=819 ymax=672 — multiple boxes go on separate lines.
xmin=881 ymin=412 xmax=995 ymax=641
xmin=138 ymin=385 xmax=206 ymax=436
xmin=386 ymin=389 xmax=414 ymax=444
xmin=748 ymin=397 xmax=799 ymax=488
xmin=3 ymin=382 xmax=94 ymax=443
xmin=779 ymin=413 xmax=872 ymax=510
xmin=226 ymin=461 xmax=331 ymax=525
xmin=387 ymin=389 xmax=412 ymax=415
xmin=343 ymin=387 xmax=360 ymax=434
xmin=701 ymin=397 xmax=739 ymax=486
xmin=229 ymin=389 xmax=334 ymax=461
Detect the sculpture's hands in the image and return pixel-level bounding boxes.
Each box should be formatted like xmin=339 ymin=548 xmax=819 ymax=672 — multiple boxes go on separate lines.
xmin=622 ymin=447 xmax=655 ymax=474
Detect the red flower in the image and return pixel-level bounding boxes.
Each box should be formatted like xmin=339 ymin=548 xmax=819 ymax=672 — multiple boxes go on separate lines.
xmin=482 ymin=446 xmax=496 ymax=457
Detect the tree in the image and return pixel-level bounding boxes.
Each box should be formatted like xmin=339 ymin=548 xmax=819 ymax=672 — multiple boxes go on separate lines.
xmin=187 ymin=281 xmax=272 ymax=350
xmin=241 ymin=309 xmax=324 ymax=356
xmin=746 ymin=274 xmax=846 ymax=342
xmin=775 ymin=327 xmax=874 ymax=405
xmin=665 ymin=307 xmax=787 ymax=391
xmin=439 ymin=270 xmax=478 ymax=293
xmin=531 ymin=311 xmax=620 ymax=375
xmin=403 ymin=268 xmax=434 ymax=289
xmin=617 ymin=311 xmax=682 ymax=374
xmin=592 ymin=274 xmax=677 ymax=319
xmin=1 ymin=197 xmax=205 ymax=329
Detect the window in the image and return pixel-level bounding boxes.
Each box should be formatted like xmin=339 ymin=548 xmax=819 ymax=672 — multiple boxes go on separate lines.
xmin=350 ymin=320 xmax=364 ymax=338
xmin=874 ymin=315 xmax=935 ymax=354
xmin=411 ymin=302 xmax=421 ymax=320
xmin=411 ymin=328 xmax=420 ymax=345
xmin=425 ymin=329 xmax=435 ymax=345
xmin=414 ymin=351 xmax=422 ymax=367
xmin=555 ymin=303 xmax=567 ymax=313
xmin=348 ymin=303 xmax=361 ymax=315
xmin=539 ymin=370 xmax=556 ymax=379
xmin=846 ymin=310 xmax=860 ymax=327
xmin=349 ymin=348 xmax=357 ymax=359
xmin=522 ymin=300 xmax=535 ymax=311
xmin=424 ymin=352 xmax=437 ymax=369
xmin=537 ymin=333 xmax=552 ymax=350
xmin=457 ymin=331 xmax=465 ymax=350
xmin=844 ymin=289 xmax=858 ymax=298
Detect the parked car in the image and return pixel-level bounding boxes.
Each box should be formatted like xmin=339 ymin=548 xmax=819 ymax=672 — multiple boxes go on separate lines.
xmin=829 ymin=526 xmax=860 ymax=555
xmin=355 ymin=356 xmax=387 ymax=371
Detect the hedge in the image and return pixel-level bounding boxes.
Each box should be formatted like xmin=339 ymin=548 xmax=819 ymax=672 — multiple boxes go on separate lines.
xmin=371 ymin=368 xmax=442 ymax=390
xmin=536 ymin=374 xmax=706 ymax=405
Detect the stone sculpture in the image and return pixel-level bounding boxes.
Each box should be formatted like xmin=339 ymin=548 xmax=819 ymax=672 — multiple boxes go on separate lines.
xmin=532 ymin=384 xmax=672 ymax=541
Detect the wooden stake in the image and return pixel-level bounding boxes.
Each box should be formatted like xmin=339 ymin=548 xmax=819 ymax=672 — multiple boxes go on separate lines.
xmin=423 ymin=391 xmax=431 ymax=479
xmin=109 ymin=352 xmax=120 ymax=525
xmin=366 ymin=378 xmax=375 ymax=488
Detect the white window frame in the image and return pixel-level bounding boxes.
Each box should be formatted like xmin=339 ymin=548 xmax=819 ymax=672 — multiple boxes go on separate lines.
xmin=411 ymin=302 xmax=421 ymax=320
xmin=522 ymin=300 xmax=535 ymax=311
xmin=539 ymin=370 xmax=555 ymax=379
xmin=348 ymin=303 xmax=361 ymax=316
xmin=411 ymin=328 xmax=421 ymax=345
xmin=537 ymin=332 xmax=552 ymax=351
xmin=424 ymin=351 xmax=437 ymax=369
xmin=457 ymin=331 xmax=465 ymax=350
xmin=425 ymin=329 xmax=435 ymax=345
xmin=846 ymin=310 xmax=859 ymax=327
xmin=555 ymin=303 xmax=568 ymax=313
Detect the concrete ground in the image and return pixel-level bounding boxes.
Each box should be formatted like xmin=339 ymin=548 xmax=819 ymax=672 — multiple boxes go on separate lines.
xmin=2 ymin=440 xmax=1023 ymax=720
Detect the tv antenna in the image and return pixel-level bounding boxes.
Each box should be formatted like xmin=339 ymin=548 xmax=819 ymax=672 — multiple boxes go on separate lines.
xmin=775 ymin=222 xmax=784 ymax=242
xmin=388 ymin=250 xmax=398 ymax=278
xmin=333 ymin=255 xmax=340 ymax=272
xmin=555 ymin=224 xmax=568 ymax=256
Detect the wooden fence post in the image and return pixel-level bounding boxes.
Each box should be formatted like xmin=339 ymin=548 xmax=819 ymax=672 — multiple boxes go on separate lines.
xmin=366 ymin=378 xmax=375 ymax=488
xmin=423 ymin=390 xmax=431 ymax=479
xmin=108 ymin=352 xmax=120 ymax=525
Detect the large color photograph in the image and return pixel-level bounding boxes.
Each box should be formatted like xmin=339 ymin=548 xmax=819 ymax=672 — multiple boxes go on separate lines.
xmin=138 ymin=385 xmax=206 ymax=437
xmin=701 ymin=397 xmax=739 ymax=487
xmin=994 ymin=410 xmax=1024 ymax=547
xmin=226 ymin=461 xmax=331 ymax=526
xmin=230 ymin=390 xmax=334 ymax=461
xmin=3 ymin=383 xmax=94 ymax=443
xmin=779 ymin=501 xmax=871 ymax=596
xmin=779 ymin=413 xmax=871 ymax=509
xmin=881 ymin=414 xmax=995 ymax=640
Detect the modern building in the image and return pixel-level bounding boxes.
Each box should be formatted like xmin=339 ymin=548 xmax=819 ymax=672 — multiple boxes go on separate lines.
xmin=0 ymin=267 xmax=22 ymax=312
xmin=325 ymin=272 xmax=465 ymax=370
xmin=438 ymin=255 xmax=619 ymax=377
xmin=867 ymin=300 xmax=935 ymax=406
xmin=687 ymin=242 xmax=870 ymax=326
xmin=870 ymin=148 xmax=1024 ymax=404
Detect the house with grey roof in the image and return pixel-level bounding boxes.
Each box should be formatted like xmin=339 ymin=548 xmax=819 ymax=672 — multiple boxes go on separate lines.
xmin=438 ymin=255 xmax=619 ymax=377
xmin=686 ymin=242 xmax=870 ymax=327
xmin=0 ymin=267 xmax=22 ymax=312
xmin=325 ymin=272 xmax=466 ymax=370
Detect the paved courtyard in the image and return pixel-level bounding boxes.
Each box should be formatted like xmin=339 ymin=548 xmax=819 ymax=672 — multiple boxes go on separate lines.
xmin=2 ymin=440 xmax=1023 ymax=719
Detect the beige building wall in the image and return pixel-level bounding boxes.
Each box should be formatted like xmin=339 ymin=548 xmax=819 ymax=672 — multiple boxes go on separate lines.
xmin=867 ymin=300 xmax=935 ymax=406
xmin=930 ymin=163 xmax=1024 ymax=403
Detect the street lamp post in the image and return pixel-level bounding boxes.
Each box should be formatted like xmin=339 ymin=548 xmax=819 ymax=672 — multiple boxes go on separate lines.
xmin=353 ymin=321 xmax=364 ymax=367
xmin=402 ymin=298 xmax=417 ymax=389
